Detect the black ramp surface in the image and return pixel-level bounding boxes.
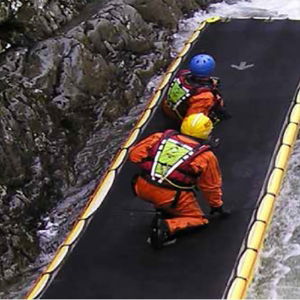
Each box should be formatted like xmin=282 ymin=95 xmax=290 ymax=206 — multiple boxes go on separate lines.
xmin=44 ymin=19 xmax=300 ymax=299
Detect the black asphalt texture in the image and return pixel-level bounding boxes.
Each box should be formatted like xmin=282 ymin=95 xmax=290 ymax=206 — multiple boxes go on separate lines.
xmin=44 ymin=19 xmax=300 ymax=299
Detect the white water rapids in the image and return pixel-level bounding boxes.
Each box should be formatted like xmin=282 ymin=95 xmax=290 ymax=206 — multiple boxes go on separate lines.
xmin=172 ymin=0 xmax=300 ymax=299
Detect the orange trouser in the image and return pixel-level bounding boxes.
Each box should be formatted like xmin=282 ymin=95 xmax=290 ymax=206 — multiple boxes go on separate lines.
xmin=134 ymin=176 xmax=208 ymax=234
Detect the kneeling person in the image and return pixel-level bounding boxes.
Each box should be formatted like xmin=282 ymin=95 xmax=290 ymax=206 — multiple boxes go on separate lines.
xmin=162 ymin=54 xmax=231 ymax=124
xmin=128 ymin=113 xmax=229 ymax=249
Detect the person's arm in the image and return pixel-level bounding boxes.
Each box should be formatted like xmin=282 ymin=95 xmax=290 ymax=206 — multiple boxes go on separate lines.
xmin=128 ymin=133 xmax=162 ymax=163
xmin=190 ymin=151 xmax=223 ymax=208
xmin=212 ymin=90 xmax=232 ymax=121
xmin=186 ymin=91 xmax=215 ymax=117
xmin=213 ymin=95 xmax=232 ymax=121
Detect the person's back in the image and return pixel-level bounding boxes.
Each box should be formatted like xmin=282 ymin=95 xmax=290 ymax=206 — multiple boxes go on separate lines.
xmin=162 ymin=54 xmax=231 ymax=124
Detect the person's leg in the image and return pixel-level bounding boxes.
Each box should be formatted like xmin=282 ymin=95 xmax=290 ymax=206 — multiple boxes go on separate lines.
xmin=133 ymin=176 xmax=178 ymax=248
xmin=164 ymin=191 xmax=208 ymax=234
xmin=134 ymin=177 xmax=208 ymax=233
xmin=134 ymin=176 xmax=177 ymax=207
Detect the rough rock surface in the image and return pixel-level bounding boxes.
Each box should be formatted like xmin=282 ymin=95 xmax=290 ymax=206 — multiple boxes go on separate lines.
xmin=0 ymin=0 xmax=214 ymax=296
xmin=0 ymin=0 xmax=88 ymax=52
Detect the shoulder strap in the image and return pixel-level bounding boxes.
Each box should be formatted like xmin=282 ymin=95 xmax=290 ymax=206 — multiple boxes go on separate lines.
xmin=180 ymin=142 xmax=211 ymax=167
xmin=151 ymin=133 xmax=210 ymax=183
xmin=160 ymin=129 xmax=178 ymax=141
xmin=151 ymin=133 xmax=193 ymax=183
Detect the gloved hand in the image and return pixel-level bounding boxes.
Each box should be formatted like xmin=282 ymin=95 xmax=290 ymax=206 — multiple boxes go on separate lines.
xmin=210 ymin=205 xmax=231 ymax=218
xmin=208 ymin=136 xmax=221 ymax=148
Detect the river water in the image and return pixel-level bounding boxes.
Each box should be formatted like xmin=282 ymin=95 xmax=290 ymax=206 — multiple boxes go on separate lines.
xmin=173 ymin=0 xmax=300 ymax=299
xmin=33 ymin=1 xmax=300 ymax=299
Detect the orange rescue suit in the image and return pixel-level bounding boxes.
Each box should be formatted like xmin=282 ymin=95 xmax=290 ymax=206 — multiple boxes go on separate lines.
xmin=129 ymin=131 xmax=223 ymax=234
xmin=162 ymin=69 xmax=224 ymax=121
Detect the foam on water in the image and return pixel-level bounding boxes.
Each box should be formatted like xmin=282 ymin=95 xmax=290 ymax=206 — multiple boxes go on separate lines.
xmin=248 ymin=140 xmax=300 ymax=299
xmin=171 ymin=1 xmax=300 ymax=298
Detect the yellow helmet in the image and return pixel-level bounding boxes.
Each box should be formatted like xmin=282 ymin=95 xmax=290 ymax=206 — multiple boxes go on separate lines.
xmin=181 ymin=113 xmax=213 ymax=139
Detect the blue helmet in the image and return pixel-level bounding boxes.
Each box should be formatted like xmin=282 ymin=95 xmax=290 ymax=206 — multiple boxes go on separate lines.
xmin=188 ymin=54 xmax=216 ymax=77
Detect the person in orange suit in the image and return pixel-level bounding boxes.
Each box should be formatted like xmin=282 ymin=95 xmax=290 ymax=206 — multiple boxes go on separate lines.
xmin=128 ymin=113 xmax=230 ymax=249
xmin=162 ymin=54 xmax=231 ymax=124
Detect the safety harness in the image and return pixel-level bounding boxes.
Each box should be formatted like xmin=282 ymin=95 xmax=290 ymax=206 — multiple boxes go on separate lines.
xmin=151 ymin=136 xmax=194 ymax=183
xmin=136 ymin=130 xmax=210 ymax=208
xmin=139 ymin=130 xmax=210 ymax=190
xmin=166 ymin=78 xmax=192 ymax=119
xmin=166 ymin=70 xmax=221 ymax=119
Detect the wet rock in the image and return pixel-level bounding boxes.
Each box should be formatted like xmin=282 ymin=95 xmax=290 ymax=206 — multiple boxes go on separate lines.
xmin=124 ymin=0 xmax=181 ymax=29
xmin=0 ymin=1 xmax=87 ymax=51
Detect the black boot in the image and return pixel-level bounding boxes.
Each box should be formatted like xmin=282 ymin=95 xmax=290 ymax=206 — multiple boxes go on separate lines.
xmin=149 ymin=213 xmax=176 ymax=249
